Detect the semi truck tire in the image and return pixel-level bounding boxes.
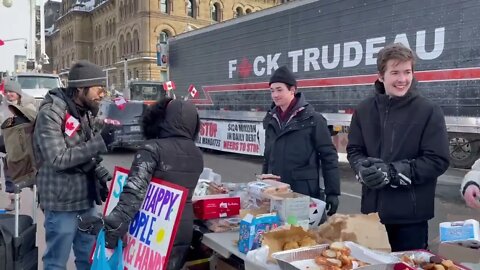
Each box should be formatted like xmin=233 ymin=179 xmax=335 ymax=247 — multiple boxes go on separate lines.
xmin=448 ymin=133 xmax=480 ymax=169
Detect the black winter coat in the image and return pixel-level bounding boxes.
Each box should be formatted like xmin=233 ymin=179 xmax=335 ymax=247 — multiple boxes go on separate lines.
xmin=109 ymin=100 xmax=203 ymax=270
xmin=347 ymin=80 xmax=450 ymax=224
xmin=262 ymin=93 xmax=340 ymax=198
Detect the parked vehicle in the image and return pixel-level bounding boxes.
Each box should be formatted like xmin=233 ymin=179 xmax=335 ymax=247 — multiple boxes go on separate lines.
xmin=96 ymin=100 xmax=147 ymax=151
xmin=13 ymin=73 xmax=62 ymax=100
xmin=168 ymin=0 xmax=480 ymax=168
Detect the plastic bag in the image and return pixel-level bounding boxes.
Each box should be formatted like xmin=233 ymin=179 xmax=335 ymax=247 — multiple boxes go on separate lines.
xmin=91 ymin=229 xmax=123 ymax=270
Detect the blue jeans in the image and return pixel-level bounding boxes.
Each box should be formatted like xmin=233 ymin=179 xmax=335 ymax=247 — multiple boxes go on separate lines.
xmin=43 ymin=208 xmax=96 ymax=270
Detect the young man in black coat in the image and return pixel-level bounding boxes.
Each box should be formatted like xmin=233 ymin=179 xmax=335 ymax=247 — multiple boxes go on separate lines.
xmin=262 ymin=66 xmax=340 ymax=217
xmin=347 ymin=43 xmax=450 ymax=251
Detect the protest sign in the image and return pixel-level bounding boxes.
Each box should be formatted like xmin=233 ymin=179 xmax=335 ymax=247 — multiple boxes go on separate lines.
xmin=98 ymin=166 xmax=188 ymax=269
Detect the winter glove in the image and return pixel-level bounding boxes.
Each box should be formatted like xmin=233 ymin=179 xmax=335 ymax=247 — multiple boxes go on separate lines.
xmin=93 ymin=165 xmax=112 ymax=204
xmin=325 ymin=195 xmax=339 ymax=216
xmin=354 ymin=158 xmax=390 ymax=189
xmin=77 ymin=213 xmax=130 ymax=249
xmin=100 ymin=123 xmax=121 ymax=148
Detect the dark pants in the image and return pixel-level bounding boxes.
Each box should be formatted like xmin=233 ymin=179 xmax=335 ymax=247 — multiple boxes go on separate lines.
xmin=385 ymin=221 xmax=429 ymax=252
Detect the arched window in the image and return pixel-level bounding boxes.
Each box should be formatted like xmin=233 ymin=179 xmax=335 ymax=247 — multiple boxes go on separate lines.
xmin=160 ymin=0 xmax=168 ymax=13
xmin=133 ymin=30 xmax=139 ymax=53
xmin=112 ymin=46 xmax=117 ymax=63
xmin=187 ymin=0 xmax=193 ymax=17
xmin=119 ymin=35 xmax=125 ymax=56
xmin=211 ymin=3 xmax=221 ymax=22
xmin=94 ymin=52 xmax=97 ymax=64
xmin=126 ymin=33 xmax=132 ymax=54
xmin=106 ymin=47 xmax=110 ymax=65
xmin=158 ymin=31 xmax=169 ymax=44
xmin=246 ymin=8 xmax=252 ymax=14
xmin=100 ymin=49 xmax=103 ymax=66
xmin=235 ymin=7 xmax=243 ymax=17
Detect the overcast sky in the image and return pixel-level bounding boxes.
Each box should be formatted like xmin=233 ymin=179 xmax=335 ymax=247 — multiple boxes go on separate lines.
xmin=0 ymin=0 xmax=31 ymax=73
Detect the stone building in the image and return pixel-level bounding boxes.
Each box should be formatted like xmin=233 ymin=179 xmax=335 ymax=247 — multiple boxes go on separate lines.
xmin=45 ymin=0 xmax=279 ymax=91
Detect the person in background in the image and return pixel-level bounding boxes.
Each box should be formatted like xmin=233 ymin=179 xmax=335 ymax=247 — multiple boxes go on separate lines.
xmin=461 ymin=159 xmax=480 ymax=209
xmin=79 ymin=98 xmax=204 ymax=270
xmin=261 ymin=65 xmax=340 ymax=217
xmin=347 ymin=43 xmax=450 ymax=252
xmin=0 ymin=80 xmax=36 ymax=211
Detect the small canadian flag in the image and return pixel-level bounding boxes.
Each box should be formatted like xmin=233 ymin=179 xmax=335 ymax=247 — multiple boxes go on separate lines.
xmin=188 ymin=84 xmax=198 ymax=98
xmin=114 ymin=96 xmax=127 ymax=110
xmin=64 ymin=112 xmax=80 ymax=137
xmin=163 ymin=80 xmax=176 ymax=91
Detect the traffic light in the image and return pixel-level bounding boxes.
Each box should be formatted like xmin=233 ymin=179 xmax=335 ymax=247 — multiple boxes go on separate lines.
xmin=0 ymin=39 xmax=4 ymax=46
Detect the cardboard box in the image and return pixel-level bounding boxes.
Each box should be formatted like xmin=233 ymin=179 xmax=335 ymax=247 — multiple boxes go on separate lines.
xmin=438 ymin=242 xmax=480 ymax=264
xmin=268 ymin=192 xmax=310 ymax=222
xmin=439 ymin=219 xmax=480 ymax=247
xmin=193 ymin=196 xmax=240 ymax=220
xmin=238 ymin=213 xmax=281 ymax=254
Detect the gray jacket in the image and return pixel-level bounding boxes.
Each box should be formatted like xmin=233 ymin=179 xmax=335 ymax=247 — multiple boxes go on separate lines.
xmin=34 ymin=88 xmax=107 ymax=211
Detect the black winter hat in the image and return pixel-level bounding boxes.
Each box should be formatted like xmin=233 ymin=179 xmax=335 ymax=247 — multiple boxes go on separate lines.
xmin=269 ymin=66 xmax=297 ymax=87
xmin=68 ymin=60 xmax=106 ymax=88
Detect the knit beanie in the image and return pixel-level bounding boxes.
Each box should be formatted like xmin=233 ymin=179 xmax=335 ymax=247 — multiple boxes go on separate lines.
xmin=68 ymin=60 xmax=106 ymax=88
xmin=269 ymin=66 xmax=297 ymax=87
xmin=4 ymin=80 xmax=22 ymax=96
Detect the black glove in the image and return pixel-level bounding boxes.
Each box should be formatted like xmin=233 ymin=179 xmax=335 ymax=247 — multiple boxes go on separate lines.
xmin=100 ymin=123 xmax=120 ymax=148
xmin=355 ymin=158 xmax=390 ymax=189
xmin=77 ymin=213 xmax=129 ymax=249
xmin=325 ymin=195 xmax=339 ymax=216
xmin=93 ymin=165 xmax=111 ymax=204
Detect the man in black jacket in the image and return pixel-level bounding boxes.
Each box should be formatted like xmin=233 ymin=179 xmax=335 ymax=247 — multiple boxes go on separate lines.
xmin=262 ymin=66 xmax=340 ymax=217
xmin=347 ymin=43 xmax=450 ymax=251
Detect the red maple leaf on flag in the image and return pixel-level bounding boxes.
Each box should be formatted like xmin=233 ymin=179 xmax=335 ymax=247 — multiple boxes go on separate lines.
xmin=65 ymin=121 xmax=75 ymax=131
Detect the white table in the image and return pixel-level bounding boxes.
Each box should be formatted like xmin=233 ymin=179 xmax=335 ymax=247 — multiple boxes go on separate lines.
xmin=202 ymin=232 xmax=245 ymax=260
xmin=202 ymin=232 xmax=281 ymax=270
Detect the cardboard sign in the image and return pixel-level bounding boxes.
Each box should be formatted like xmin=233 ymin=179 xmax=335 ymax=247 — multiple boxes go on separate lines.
xmin=102 ymin=166 xmax=188 ymax=269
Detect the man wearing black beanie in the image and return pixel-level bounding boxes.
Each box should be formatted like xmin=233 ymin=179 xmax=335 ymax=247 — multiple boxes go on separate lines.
xmin=34 ymin=60 xmax=118 ymax=269
xmin=261 ymin=66 xmax=341 ymax=221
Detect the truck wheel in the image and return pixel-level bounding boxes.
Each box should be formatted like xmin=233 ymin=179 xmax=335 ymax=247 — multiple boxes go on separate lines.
xmin=449 ymin=135 xmax=480 ymax=169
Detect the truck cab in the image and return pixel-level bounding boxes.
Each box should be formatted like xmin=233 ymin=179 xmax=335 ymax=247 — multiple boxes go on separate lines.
xmin=13 ymin=72 xmax=63 ymax=100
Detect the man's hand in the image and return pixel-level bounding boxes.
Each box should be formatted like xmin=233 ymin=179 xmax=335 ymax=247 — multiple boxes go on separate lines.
xmin=93 ymin=165 xmax=111 ymax=204
xmin=77 ymin=213 xmax=129 ymax=249
xmin=355 ymin=158 xmax=390 ymax=189
xmin=100 ymin=122 xmax=121 ymax=148
xmin=464 ymin=184 xmax=480 ymax=209
xmin=325 ymin=195 xmax=339 ymax=216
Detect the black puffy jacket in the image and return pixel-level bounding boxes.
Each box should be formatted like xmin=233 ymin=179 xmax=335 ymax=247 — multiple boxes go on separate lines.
xmin=108 ymin=100 xmax=203 ymax=270
xmin=347 ymin=80 xmax=450 ymax=224
xmin=262 ymin=93 xmax=340 ymax=199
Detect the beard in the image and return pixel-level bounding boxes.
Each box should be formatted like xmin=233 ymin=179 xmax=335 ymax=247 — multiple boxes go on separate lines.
xmin=85 ymin=99 xmax=100 ymax=116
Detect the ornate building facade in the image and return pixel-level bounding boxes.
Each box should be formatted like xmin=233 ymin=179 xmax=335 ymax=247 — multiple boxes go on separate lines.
xmin=45 ymin=0 xmax=278 ymax=91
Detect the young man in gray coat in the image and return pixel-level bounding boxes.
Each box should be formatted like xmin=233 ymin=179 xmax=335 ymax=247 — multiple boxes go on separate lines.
xmin=34 ymin=60 xmax=117 ymax=269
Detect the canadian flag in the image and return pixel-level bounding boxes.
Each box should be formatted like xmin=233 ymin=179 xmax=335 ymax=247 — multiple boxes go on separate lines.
xmin=114 ymin=96 xmax=127 ymax=110
xmin=163 ymin=81 xmax=176 ymax=91
xmin=64 ymin=112 xmax=80 ymax=137
xmin=188 ymin=84 xmax=198 ymax=98
xmin=0 ymin=80 xmax=4 ymax=95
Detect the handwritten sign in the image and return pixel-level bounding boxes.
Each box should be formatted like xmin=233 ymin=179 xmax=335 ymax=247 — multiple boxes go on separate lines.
xmin=196 ymin=120 xmax=265 ymax=156
xmin=101 ymin=166 xmax=188 ymax=269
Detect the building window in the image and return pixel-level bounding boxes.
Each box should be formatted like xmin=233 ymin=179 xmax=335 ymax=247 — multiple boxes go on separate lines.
xmin=246 ymin=8 xmax=252 ymax=14
xmin=235 ymin=7 xmax=243 ymax=17
xmin=112 ymin=46 xmax=117 ymax=63
xmin=133 ymin=30 xmax=139 ymax=53
xmin=160 ymin=0 xmax=168 ymax=13
xmin=106 ymin=48 xmax=110 ymax=65
xmin=187 ymin=0 xmax=193 ymax=17
xmin=211 ymin=3 xmax=221 ymax=22
xmin=158 ymin=31 xmax=169 ymax=44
